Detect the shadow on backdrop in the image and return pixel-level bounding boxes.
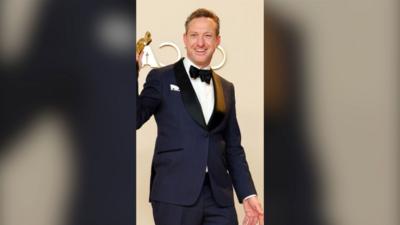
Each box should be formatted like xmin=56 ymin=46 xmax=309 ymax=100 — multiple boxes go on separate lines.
xmin=265 ymin=9 xmax=325 ymax=225
xmin=1 ymin=0 xmax=136 ymax=225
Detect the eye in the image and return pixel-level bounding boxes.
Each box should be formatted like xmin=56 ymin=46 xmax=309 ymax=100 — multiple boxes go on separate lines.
xmin=204 ymin=34 xmax=215 ymax=40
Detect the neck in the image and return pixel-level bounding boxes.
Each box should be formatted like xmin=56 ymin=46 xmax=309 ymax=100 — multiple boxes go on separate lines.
xmin=186 ymin=57 xmax=210 ymax=69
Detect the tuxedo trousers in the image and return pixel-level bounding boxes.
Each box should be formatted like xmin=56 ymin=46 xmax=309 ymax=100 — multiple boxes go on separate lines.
xmin=151 ymin=174 xmax=238 ymax=225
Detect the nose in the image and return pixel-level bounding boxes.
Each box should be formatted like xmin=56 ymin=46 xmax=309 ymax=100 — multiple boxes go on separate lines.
xmin=196 ymin=36 xmax=205 ymax=47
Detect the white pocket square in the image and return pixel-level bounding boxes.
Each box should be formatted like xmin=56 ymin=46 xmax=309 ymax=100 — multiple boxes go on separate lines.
xmin=170 ymin=84 xmax=180 ymax=92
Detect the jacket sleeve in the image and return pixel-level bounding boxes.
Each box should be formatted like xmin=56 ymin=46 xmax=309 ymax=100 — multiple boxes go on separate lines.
xmin=224 ymin=84 xmax=257 ymax=203
xmin=136 ymin=69 xmax=162 ymax=129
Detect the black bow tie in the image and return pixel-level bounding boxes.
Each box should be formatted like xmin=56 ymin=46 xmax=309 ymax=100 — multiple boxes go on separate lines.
xmin=189 ymin=66 xmax=212 ymax=84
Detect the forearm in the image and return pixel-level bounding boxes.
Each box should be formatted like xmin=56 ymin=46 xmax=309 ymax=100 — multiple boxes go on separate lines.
xmin=136 ymin=69 xmax=162 ymax=129
xmin=226 ymin=145 xmax=257 ymax=202
xmin=224 ymin=85 xmax=257 ymax=202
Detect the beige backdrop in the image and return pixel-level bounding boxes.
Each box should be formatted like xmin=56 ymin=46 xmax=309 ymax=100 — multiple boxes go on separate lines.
xmin=137 ymin=1 xmax=265 ymax=224
xmin=267 ymin=1 xmax=399 ymax=225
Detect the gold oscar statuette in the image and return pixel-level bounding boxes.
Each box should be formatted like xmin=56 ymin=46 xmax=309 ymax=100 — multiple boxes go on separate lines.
xmin=136 ymin=31 xmax=152 ymax=55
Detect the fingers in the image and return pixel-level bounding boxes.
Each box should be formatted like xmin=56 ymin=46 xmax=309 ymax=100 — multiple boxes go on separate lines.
xmin=242 ymin=215 xmax=257 ymax=225
xmin=254 ymin=202 xmax=264 ymax=215
xmin=258 ymin=213 xmax=264 ymax=225
xmin=242 ymin=215 xmax=248 ymax=225
xmin=243 ymin=198 xmax=264 ymax=225
xmin=243 ymin=207 xmax=261 ymax=225
xmin=249 ymin=198 xmax=263 ymax=217
xmin=254 ymin=203 xmax=264 ymax=225
xmin=257 ymin=207 xmax=264 ymax=225
xmin=136 ymin=52 xmax=144 ymax=70
xmin=248 ymin=215 xmax=257 ymax=225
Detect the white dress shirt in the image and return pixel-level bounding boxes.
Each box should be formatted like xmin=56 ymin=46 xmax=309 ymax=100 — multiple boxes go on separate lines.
xmin=183 ymin=58 xmax=214 ymax=124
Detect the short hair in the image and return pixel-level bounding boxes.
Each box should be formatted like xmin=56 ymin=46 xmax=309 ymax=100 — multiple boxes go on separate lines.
xmin=185 ymin=8 xmax=220 ymax=35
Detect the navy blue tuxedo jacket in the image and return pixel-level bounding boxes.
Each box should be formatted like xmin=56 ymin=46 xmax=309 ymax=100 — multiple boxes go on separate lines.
xmin=137 ymin=58 xmax=256 ymax=207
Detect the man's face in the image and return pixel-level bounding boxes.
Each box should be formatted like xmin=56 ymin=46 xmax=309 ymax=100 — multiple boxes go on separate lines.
xmin=183 ymin=17 xmax=221 ymax=68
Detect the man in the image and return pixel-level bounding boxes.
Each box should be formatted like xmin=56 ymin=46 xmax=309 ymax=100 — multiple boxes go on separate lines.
xmin=137 ymin=8 xmax=263 ymax=225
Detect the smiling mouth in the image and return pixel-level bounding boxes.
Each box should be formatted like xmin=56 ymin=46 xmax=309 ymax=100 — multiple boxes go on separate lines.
xmin=195 ymin=49 xmax=207 ymax=55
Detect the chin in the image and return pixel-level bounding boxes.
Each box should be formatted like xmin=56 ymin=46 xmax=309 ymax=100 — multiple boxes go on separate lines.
xmin=193 ymin=58 xmax=210 ymax=66
xmin=195 ymin=62 xmax=208 ymax=67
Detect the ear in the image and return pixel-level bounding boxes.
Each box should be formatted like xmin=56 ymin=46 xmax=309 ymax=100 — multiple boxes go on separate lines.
xmin=183 ymin=33 xmax=188 ymax=46
xmin=216 ymin=35 xmax=221 ymax=45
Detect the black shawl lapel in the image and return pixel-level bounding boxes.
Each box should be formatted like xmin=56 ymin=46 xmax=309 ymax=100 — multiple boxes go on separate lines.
xmin=173 ymin=58 xmax=207 ymax=129
xmin=207 ymin=71 xmax=227 ymax=131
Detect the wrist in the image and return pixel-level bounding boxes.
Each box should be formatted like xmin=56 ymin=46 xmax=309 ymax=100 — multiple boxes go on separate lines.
xmin=243 ymin=194 xmax=257 ymax=202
